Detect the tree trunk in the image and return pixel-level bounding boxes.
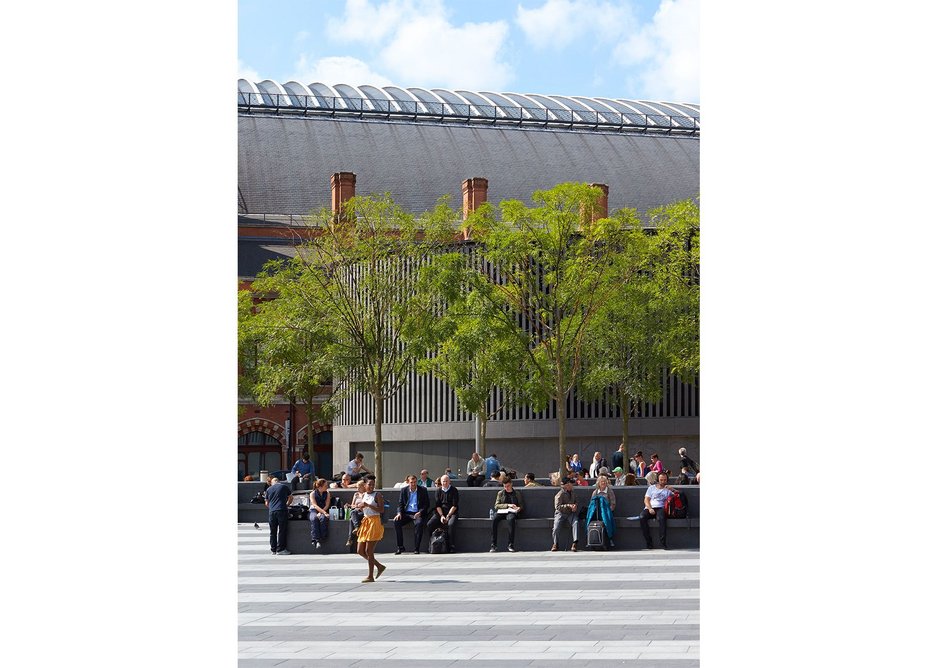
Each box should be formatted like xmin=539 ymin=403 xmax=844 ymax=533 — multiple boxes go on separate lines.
xmin=373 ymin=394 xmax=384 ymax=488
xmin=556 ymin=364 xmax=567 ymax=480
xmin=619 ymin=390 xmax=630 ymax=465
xmin=479 ymin=413 xmax=488 ymax=459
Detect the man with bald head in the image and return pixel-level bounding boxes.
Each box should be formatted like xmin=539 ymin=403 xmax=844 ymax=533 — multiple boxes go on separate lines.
xmin=425 ymin=474 xmax=460 ymax=553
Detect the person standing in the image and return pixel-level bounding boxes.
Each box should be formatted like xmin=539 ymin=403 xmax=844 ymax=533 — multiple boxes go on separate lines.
xmin=678 ymin=447 xmax=699 ymax=476
xmin=490 ymin=475 xmax=523 ymax=552
xmin=290 ymin=451 xmax=315 ymax=491
xmin=466 ymin=452 xmax=485 ymax=487
xmin=356 ymin=477 xmax=387 ymax=583
xmin=611 ymin=443 xmax=626 ymax=473
xmin=264 ymin=476 xmax=293 ymax=555
xmin=552 ymin=477 xmax=580 ymax=552
xmin=640 ymin=472 xmax=675 ymax=549
xmin=633 ymin=452 xmax=647 ymax=477
xmin=588 ymin=451 xmax=607 ymax=479
xmin=308 ymin=478 xmax=331 ymax=551
xmin=426 ymin=474 xmax=460 ymax=552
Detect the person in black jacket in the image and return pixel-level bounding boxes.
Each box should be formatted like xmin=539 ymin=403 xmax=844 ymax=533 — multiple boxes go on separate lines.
xmin=393 ymin=474 xmax=430 ymax=555
xmin=425 ymin=474 xmax=460 ymax=552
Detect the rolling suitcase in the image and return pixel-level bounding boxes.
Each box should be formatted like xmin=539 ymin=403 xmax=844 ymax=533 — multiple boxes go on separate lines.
xmin=587 ymin=521 xmax=607 ymax=550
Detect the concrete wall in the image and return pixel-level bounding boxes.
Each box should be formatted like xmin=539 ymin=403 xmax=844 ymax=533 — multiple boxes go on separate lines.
xmin=333 ymin=418 xmax=700 ymax=486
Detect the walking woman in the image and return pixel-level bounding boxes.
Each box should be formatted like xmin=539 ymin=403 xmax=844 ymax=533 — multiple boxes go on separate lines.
xmin=309 ymin=478 xmax=331 ymax=551
xmin=355 ymin=477 xmax=387 ymax=583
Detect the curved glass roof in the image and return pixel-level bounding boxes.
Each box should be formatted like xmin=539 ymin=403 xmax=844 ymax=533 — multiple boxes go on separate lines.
xmin=237 ymin=81 xmax=699 ymax=134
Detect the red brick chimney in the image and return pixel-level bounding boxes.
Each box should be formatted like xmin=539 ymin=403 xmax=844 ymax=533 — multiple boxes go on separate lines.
xmin=461 ymin=177 xmax=488 ymax=240
xmin=331 ymin=172 xmax=356 ymax=221
xmin=589 ymin=183 xmax=609 ymax=222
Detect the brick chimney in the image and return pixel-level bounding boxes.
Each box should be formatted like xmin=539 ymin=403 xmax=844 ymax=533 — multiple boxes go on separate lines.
xmin=461 ymin=177 xmax=488 ymax=240
xmin=330 ymin=172 xmax=356 ymax=221
xmin=588 ymin=183 xmax=609 ymax=222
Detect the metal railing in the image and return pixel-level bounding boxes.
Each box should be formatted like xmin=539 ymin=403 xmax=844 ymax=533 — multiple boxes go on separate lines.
xmin=237 ymin=93 xmax=700 ymax=136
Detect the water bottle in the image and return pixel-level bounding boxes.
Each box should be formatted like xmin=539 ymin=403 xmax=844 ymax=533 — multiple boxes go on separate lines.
xmin=489 ymin=508 xmax=494 ymax=520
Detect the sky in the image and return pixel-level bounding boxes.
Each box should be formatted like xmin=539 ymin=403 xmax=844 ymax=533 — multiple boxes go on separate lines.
xmin=238 ymin=0 xmax=699 ymax=103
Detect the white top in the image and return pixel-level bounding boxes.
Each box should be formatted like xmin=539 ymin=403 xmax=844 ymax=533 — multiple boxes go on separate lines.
xmin=361 ymin=491 xmax=380 ymax=517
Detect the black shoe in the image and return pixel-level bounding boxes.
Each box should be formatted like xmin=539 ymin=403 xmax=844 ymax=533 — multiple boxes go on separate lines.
xmin=489 ymin=545 xmax=497 ymax=553
xmin=394 ymin=547 xmax=404 ymax=555
xmin=412 ymin=550 xmax=420 ymax=555
xmin=508 ymin=545 xmax=516 ymax=553
xmin=449 ymin=545 xmax=456 ymax=553
xmin=645 ymin=543 xmax=654 ymax=550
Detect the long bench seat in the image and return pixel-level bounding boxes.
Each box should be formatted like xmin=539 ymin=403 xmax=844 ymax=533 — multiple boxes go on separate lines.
xmin=241 ymin=484 xmax=699 ymax=554
xmin=266 ymin=516 xmax=698 ymax=554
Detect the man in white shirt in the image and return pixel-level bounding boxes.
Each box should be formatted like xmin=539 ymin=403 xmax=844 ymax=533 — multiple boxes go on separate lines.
xmin=640 ymin=472 xmax=675 ymax=549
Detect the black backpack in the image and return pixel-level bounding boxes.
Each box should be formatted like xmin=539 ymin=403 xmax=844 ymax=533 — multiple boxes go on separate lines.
xmin=665 ymin=490 xmax=689 ymax=519
xmin=429 ymin=528 xmax=449 ymax=554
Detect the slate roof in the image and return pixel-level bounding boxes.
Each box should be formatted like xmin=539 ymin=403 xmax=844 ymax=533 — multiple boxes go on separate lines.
xmin=239 ymin=113 xmax=698 ymax=218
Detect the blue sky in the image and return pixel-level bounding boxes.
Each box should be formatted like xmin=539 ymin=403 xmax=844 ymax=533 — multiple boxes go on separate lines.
xmin=238 ymin=0 xmax=699 ymax=103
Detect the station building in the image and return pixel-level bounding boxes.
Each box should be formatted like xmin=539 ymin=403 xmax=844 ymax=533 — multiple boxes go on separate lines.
xmin=237 ymin=80 xmax=700 ymax=482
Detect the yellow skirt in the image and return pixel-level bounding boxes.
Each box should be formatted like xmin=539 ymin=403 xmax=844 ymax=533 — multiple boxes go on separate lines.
xmin=357 ymin=514 xmax=384 ymax=542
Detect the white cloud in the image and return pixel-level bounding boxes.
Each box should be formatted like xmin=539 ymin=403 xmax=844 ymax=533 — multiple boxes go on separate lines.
xmin=380 ymin=16 xmax=512 ymax=89
xmin=326 ymin=0 xmax=427 ymax=46
xmin=614 ymin=0 xmax=699 ymax=102
xmin=287 ymin=55 xmax=395 ymax=87
xmin=515 ymin=0 xmax=636 ymax=49
xmin=324 ymin=0 xmax=513 ymax=90
xmin=237 ymin=59 xmax=260 ymax=82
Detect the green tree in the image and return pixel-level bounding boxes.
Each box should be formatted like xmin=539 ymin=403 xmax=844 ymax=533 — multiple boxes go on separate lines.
xmin=410 ymin=276 xmax=532 ymax=457
xmin=238 ymin=273 xmax=332 ymax=466
xmin=245 ymin=194 xmax=458 ymax=487
xmin=578 ymin=198 xmax=700 ymax=462
xmin=463 ymin=183 xmax=642 ymax=476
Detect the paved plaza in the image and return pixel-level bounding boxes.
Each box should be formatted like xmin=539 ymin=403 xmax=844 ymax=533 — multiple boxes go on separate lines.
xmin=238 ymin=523 xmax=700 ymax=666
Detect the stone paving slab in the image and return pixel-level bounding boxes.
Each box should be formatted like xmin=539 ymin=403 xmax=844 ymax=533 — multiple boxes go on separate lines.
xmin=238 ymin=523 xmax=699 ymax=666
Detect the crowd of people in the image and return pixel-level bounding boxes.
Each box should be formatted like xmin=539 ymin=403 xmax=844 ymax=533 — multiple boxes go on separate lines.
xmin=260 ymin=446 xmax=698 ymax=580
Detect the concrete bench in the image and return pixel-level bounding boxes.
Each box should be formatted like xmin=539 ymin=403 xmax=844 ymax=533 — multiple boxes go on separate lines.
xmin=242 ymin=484 xmax=699 ymax=554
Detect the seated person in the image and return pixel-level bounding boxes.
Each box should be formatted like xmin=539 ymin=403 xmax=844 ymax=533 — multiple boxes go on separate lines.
xmin=483 ymin=471 xmax=505 ymax=487
xmin=523 ymin=472 xmax=541 ymax=486
xmin=490 ymin=476 xmax=523 ymax=552
xmin=346 ymin=452 xmax=372 ymax=482
xmin=393 ymin=474 xmax=429 ymax=555
xmin=417 ymin=469 xmax=435 ymax=488
xmin=466 ymin=452 xmax=485 ymax=487
xmin=587 ymin=474 xmax=616 ymax=547
xmin=346 ymin=479 xmax=367 ymax=547
xmin=425 ymin=474 xmax=459 ymax=552
xmin=552 ymin=477 xmax=580 ymax=552
xmin=290 ymin=452 xmax=315 ymax=491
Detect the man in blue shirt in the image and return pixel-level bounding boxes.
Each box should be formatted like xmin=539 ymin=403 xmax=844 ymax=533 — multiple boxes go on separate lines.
xmin=640 ymin=471 xmax=675 ymax=549
xmin=484 ymin=453 xmax=502 ymax=479
xmin=290 ymin=452 xmax=315 ymax=491
xmin=264 ymin=476 xmax=293 ymax=555
xmin=393 ymin=474 xmax=430 ymax=555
